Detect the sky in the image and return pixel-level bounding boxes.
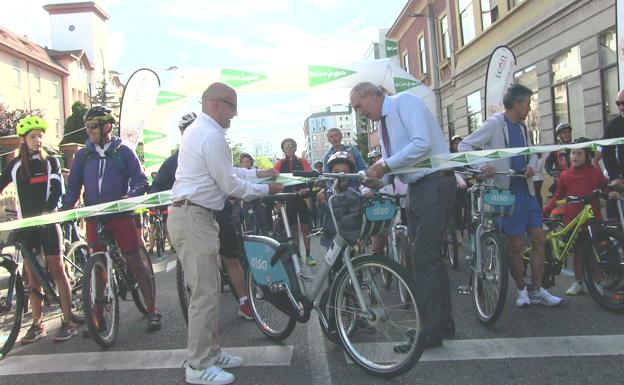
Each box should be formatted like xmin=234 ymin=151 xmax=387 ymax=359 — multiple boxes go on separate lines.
xmin=1 ymin=0 xmax=408 ymax=157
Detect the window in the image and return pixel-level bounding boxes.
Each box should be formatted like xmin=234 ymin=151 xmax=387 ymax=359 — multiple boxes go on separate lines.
xmin=402 ymin=51 xmax=410 ymax=72
xmin=466 ymin=91 xmax=482 ymax=133
xmin=440 ymin=15 xmax=451 ymax=60
xmin=599 ymin=29 xmax=618 ymax=120
xmin=508 ymin=0 xmax=525 ymax=9
xmin=515 ymin=65 xmax=540 ymax=144
xmin=12 ymin=60 xmax=21 ymax=86
xmin=33 ymin=69 xmax=41 ymax=93
xmin=418 ymin=35 xmax=427 ymax=74
xmin=480 ymin=0 xmax=498 ymax=30
xmin=551 ymin=46 xmax=585 ymax=136
xmin=458 ymin=0 xmax=475 ymax=45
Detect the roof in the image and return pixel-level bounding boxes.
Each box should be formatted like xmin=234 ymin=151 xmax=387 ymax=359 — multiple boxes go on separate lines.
xmin=47 ymin=48 xmax=94 ymax=70
xmin=43 ymin=2 xmax=111 ymax=22
xmin=0 ymin=26 xmax=68 ymax=75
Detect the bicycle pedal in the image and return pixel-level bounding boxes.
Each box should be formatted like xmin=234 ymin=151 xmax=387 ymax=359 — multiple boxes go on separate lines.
xmin=457 ymin=285 xmax=472 ymax=295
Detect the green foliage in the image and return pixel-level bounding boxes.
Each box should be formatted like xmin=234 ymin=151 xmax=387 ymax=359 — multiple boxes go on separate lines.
xmin=255 ymin=155 xmax=274 ymax=169
xmin=0 ymin=103 xmax=44 ymax=137
xmin=354 ymin=132 xmax=369 ymax=161
xmin=231 ymin=143 xmax=244 ymax=166
xmin=136 ymin=142 xmax=144 ymax=163
xmin=91 ymin=77 xmax=119 ymax=110
xmin=61 ymin=101 xmax=88 ymax=144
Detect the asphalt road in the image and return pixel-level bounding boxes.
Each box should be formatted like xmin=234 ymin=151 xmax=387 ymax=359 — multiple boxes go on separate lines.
xmin=1 ymin=238 xmax=623 ymax=385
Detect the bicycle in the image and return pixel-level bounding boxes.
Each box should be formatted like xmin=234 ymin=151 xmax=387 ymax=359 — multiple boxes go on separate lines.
xmin=0 ymin=228 xmax=88 ymax=357
xmin=82 ymin=218 xmax=155 ymax=347
xmin=148 ymin=207 xmax=167 ymax=259
xmin=245 ymin=171 xmax=424 ymax=377
xmin=443 ymin=217 xmax=459 ymax=269
xmin=457 ymin=168 xmax=521 ymax=326
xmin=524 ymin=189 xmax=624 ymax=313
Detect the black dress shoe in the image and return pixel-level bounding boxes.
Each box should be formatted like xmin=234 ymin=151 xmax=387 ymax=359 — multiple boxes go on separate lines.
xmin=441 ymin=320 xmax=455 ymax=337
xmin=393 ymin=328 xmax=443 ymax=353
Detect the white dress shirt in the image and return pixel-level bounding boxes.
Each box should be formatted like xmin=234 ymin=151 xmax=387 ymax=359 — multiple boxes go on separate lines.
xmin=380 ymin=93 xmax=449 ymax=183
xmin=171 ymin=112 xmax=269 ymax=210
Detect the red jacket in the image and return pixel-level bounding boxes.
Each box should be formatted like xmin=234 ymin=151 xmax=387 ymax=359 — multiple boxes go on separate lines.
xmin=543 ymin=165 xmax=607 ymax=224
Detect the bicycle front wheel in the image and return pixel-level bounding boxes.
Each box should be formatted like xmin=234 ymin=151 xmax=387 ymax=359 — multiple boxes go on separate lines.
xmin=446 ymin=228 xmax=459 ymax=269
xmin=246 ymin=267 xmax=296 ymax=340
xmin=472 ymin=232 xmax=508 ymax=326
xmin=65 ymin=241 xmax=89 ymax=324
xmin=0 ymin=258 xmax=24 ymax=358
xmin=329 ymin=255 xmax=424 ymax=377
xmin=176 ymin=258 xmax=190 ymax=324
xmin=584 ymin=228 xmax=624 ymax=313
xmin=154 ymin=220 xmax=164 ymax=259
xmin=83 ymin=252 xmax=119 ymax=348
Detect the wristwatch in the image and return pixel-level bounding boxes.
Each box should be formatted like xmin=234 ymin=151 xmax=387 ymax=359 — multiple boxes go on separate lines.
xmin=380 ymin=160 xmax=391 ymax=173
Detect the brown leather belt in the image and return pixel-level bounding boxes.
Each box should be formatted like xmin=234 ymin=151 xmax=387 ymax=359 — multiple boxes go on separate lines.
xmin=171 ymin=199 xmax=212 ymax=212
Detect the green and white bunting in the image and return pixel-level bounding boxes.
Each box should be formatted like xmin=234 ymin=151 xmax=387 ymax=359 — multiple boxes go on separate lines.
xmin=221 ymin=69 xmax=268 ymax=88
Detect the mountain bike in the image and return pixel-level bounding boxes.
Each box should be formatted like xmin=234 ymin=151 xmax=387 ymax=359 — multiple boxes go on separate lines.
xmin=148 ymin=207 xmax=167 ymax=259
xmin=458 ymin=168 xmax=522 ymax=326
xmin=245 ymin=171 xmax=424 ymax=377
xmin=82 ymin=218 xmax=155 ymax=347
xmin=0 ymin=228 xmax=88 ymax=357
xmin=524 ymin=189 xmax=624 ymax=313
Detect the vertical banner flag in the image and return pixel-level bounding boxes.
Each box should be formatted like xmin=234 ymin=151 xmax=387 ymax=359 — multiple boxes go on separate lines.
xmin=484 ymin=46 xmax=516 ymax=119
xmin=618 ymin=0 xmax=623 ymax=88
xmin=119 ymin=69 xmax=161 ymax=151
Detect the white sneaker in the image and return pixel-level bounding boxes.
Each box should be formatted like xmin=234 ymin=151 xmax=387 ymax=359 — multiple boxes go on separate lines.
xmin=566 ymin=281 xmax=585 ymax=295
xmin=516 ymin=287 xmax=531 ymax=307
xmin=186 ymin=365 xmax=234 ymax=385
xmin=529 ymin=287 xmax=562 ymax=306
xmin=595 ymin=282 xmax=605 ymax=297
xmin=213 ymin=351 xmax=243 ymax=369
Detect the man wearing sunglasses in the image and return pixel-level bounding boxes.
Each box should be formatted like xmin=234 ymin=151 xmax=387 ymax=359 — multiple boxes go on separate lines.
xmin=602 ymin=89 xmax=624 ymax=183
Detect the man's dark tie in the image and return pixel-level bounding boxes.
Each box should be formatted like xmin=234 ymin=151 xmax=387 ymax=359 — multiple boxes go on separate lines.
xmin=380 ymin=115 xmax=391 ymax=156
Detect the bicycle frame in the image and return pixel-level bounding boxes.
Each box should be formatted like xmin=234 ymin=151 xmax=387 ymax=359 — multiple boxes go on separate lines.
xmin=545 ymin=203 xmax=595 ymax=265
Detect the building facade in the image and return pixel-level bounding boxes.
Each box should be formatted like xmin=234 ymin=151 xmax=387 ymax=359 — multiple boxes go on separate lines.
xmin=387 ymin=0 xmax=618 ymax=146
xmin=304 ymin=104 xmax=356 ymax=165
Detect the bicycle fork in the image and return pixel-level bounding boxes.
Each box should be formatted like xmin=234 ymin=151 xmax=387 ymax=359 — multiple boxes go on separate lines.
xmin=458 ymin=223 xmax=486 ymax=295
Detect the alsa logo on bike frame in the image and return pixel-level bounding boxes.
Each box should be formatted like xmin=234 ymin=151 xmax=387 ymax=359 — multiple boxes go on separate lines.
xmin=251 ymin=257 xmax=269 ymax=271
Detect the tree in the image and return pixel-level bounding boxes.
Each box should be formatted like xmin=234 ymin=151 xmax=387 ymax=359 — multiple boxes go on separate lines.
xmin=0 ymin=103 xmax=44 ymax=137
xmin=136 ymin=142 xmax=145 ymax=163
xmin=354 ymin=132 xmax=369 ymax=161
xmin=91 ymin=75 xmax=119 ymax=110
xmin=61 ymin=101 xmax=88 ymax=144
xmin=255 ymin=155 xmax=274 ymax=169
xmin=231 ymin=143 xmax=244 ymax=166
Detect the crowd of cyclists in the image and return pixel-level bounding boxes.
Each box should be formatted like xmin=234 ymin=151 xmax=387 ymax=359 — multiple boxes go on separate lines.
xmin=1 ymin=86 xmax=623 ymax=379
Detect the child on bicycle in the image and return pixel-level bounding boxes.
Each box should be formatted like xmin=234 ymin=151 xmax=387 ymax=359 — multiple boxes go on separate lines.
xmin=542 ymin=138 xmax=619 ymax=295
xmin=0 ymin=116 xmax=77 ymax=343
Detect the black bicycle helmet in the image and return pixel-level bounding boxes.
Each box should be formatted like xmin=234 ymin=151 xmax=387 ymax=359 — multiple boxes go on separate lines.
xmin=179 ymin=112 xmax=197 ymax=133
xmin=572 ymin=137 xmax=594 ymax=160
xmin=327 ymin=151 xmax=355 ymax=172
xmin=555 ymin=122 xmax=572 ymax=135
xmin=84 ymin=106 xmax=115 ymax=124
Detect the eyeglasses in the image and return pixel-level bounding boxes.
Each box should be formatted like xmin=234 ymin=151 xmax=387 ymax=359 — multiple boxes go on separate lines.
xmin=85 ymin=122 xmax=101 ymax=129
xmin=615 ymin=101 xmax=624 ymax=107
xmin=283 ymin=143 xmax=296 ymax=149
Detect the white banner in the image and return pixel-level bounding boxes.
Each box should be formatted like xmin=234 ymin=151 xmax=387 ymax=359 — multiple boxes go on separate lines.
xmin=119 ymin=69 xmax=161 ymax=151
xmin=618 ymin=0 xmax=624 ymax=89
xmin=484 ymin=46 xmax=516 ymax=119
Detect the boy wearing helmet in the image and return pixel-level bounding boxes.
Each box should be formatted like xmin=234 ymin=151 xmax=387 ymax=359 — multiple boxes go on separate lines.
xmin=543 ymin=138 xmax=619 ymax=295
xmin=63 ymin=106 xmax=160 ymax=331
xmin=0 ymin=116 xmax=77 ymax=343
xmin=545 ymin=122 xmax=573 ymax=193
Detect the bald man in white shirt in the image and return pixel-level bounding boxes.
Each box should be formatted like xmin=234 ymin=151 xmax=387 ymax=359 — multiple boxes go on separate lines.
xmin=168 ymin=82 xmax=283 ymax=385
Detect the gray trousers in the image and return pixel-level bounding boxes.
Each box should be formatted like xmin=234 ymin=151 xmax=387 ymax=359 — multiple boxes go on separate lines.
xmin=168 ymin=204 xmax=222 ymax=370
xmin=407 ymin=172 xmax=455 ymax=329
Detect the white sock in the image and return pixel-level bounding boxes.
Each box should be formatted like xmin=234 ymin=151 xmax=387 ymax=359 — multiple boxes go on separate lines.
xmin=239 ymin=296 xmax=248 ymax=305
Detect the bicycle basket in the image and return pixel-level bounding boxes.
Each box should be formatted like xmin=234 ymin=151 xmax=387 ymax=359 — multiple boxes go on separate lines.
xmin=328 ymin=191 xmax=396 ymax=245
xmin=482 ymin=189 xmax=515 ymax=217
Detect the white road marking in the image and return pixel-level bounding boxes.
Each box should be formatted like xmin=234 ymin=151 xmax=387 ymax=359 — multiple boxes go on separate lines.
xmin=344 ymin=334 xmax=624 ymax=363
xmin=0 ymin=345 xmax=294 ymax=376
xmin=165 ymin=259 xmax=177 ymax=273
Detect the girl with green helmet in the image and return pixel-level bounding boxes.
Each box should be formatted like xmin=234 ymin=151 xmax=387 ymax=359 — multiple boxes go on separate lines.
xmin=0 ymin=116 xmax=78 ymax=343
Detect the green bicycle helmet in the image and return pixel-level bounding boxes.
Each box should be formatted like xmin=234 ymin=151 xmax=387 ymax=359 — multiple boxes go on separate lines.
xmin=16 ymin=116 xmax=48 ymax=136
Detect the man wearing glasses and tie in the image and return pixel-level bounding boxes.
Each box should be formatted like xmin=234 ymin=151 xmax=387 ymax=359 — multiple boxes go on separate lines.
xmin=350 ymin=82 xmax=455 ymax=350
xmin=601 ymin=88 xmax=624 ymax=219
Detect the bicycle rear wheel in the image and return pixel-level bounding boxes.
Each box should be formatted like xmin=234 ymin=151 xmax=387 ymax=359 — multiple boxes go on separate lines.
xmin=246 ymin=268 xmax=296 ymax=340
xmin=472 ymin=232 xmax=508 ymax=326
xmin=83 ymin=252 xmax=119 ymax=348
xmin=131 ymin=247 xmax=155 ymax=315
xmin=329 ymin=255 xmax=424 ymax=377
xmin=176 ymin=258 xmax=191 ymax=324
xmin=0 ymin=259 xmax=24 ymax=358
xmin=445 ymin=228 xmax=459 ymax=269
xmin=154 ymin=220 xmax=164 ymax=259
xmin=584 ymin=228 xmax=624 ymax=313
xmin=65 ymin=241 xmax=89 ymax=324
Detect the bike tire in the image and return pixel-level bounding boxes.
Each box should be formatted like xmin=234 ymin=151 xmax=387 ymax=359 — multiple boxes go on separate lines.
xmin=472 ymin=232 xmax=508 ymax=326
xmin=446 ymin=228 xmax=459 ymax=269
xmin=83 ymin=252 xmax=119 ymax=348
xmin=154 ymin=220 xmax=164 ymax=259
xmin=65 ymin=241 xmax=89 ymax=325
xmin=131 ymin=247 xmax=155 ymax=315
xmin=176 ymin=258 xmax=191 ymax=325
xmin=583 ymin=228 xmax=624 ymax=313
xmin=0 ymin=259 xmax=24 ymax=358
xmin=272 ymin=218 xmax=286 ymax=243
xmin=246 ymin=267 xmax=296 ymax=340
xmin=329 ymin=255 xmax=425 ymax=377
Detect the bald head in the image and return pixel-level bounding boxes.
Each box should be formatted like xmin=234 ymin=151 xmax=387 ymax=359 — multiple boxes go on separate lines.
xmin=201 ymin=82 xmax=238 ymax=129
xmin=617 ymin=88 xmax=624 ymax=116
